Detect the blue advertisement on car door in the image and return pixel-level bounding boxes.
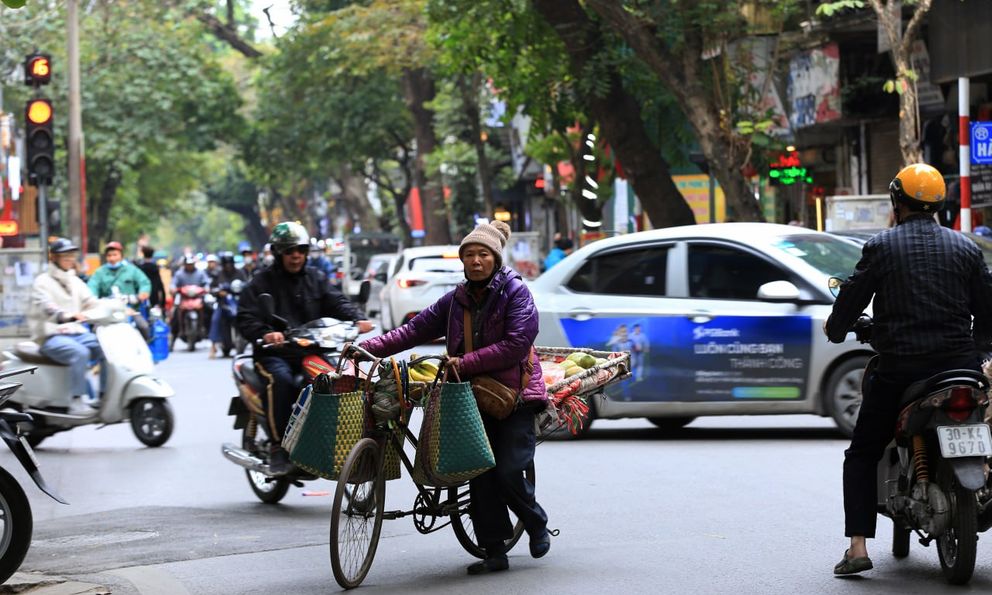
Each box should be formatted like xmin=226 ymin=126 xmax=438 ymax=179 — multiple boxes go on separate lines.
xmin=560 ymin=315 xmax=812 ymax=402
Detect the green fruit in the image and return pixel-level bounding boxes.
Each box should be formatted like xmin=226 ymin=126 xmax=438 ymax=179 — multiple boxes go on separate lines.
xmin=2 ymin=0 xmax=27 ymax=8
xmin=566 ymin=367 xmax=584 ymax=378
xmin=566 ymin=352 xmax=586 ymax=363
xmin=576 ymin=354 xmax=597 ymax=369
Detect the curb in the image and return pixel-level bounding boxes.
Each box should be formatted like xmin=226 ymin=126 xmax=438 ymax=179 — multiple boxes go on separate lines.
xmin=0 ymin=573 xmax=108 ymax=595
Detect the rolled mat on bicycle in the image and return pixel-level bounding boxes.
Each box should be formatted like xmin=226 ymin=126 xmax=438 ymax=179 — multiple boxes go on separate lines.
xmin=282 ymin=373 xmax=403 ymax=481
xmin=411 ymin=371 xmax=495 ymax=487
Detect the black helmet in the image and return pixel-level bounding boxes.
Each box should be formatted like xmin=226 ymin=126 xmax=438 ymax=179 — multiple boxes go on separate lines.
xmin=49 ymin=237 xmax=79 ymax=254
xmin=269 ymin=221 xmax=310 ymax=255
xmin=219 ymin=251 xmax=235 ymax=266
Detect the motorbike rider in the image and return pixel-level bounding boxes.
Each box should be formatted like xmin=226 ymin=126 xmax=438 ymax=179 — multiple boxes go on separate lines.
xmin=136 ymin=246 xmax=167 ymax=308
xmin=239 ymin=241 xmax=258 ymax=279
xmin=28 ymin=238 xmax=102 ymax=416
xmin=88 ymin=241 xmax=153 ymax=340
xmin=205 ymin=254 xmax=220 ymax=286
xmin=170 ymin=256 xmax=211 ymax=350
xmin=824 ymin=163 xmax=992 ymax=575
xmin=236 ymin=222 xmax=374 ymax=475
xmin=208 ymin=252 xmax=248 ymax=359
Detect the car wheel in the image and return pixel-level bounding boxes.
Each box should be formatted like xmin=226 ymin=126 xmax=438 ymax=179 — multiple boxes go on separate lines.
xmin=647 ymin=417 xmax=695 ymax=432
xmin=825 ymin=356 xmax=869 ymax=438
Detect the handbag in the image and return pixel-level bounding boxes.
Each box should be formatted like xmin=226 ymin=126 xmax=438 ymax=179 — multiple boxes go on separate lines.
xmin=463 ymin=309 xmax=533 ymax=420
xmin=410 ymin=367 xmax=495 ymax=487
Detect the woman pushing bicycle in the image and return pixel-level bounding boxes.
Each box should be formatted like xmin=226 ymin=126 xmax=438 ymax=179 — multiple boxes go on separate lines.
xmin=357 ymin=220 xmax=551 ymax=575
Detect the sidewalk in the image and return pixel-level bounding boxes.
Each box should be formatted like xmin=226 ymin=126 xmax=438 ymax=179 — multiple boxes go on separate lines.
xmin=0 ymin=572 xmax=108 ymax=595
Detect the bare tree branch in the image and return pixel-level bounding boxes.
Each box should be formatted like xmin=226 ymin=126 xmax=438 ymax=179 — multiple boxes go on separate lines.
xmin=195 ymin=11 xmax=263 ymax=58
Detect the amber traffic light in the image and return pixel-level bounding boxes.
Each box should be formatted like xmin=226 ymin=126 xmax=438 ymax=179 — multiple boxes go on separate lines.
xmin=25 ymin=98 xmax=54 ymax=185
xmin=24 ymin=53 xmax=52 ymax=86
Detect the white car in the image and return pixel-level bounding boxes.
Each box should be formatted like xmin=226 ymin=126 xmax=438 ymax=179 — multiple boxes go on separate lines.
xmin=530 ymin=222 xmax=871 ymax=435
xmin=379 ymin=245 xmax=463 ymax=331
xmin=364 ymin=253 xmax=399 ymax=317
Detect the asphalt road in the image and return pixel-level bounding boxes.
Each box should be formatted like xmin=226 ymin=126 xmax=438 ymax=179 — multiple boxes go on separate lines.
xmin=3 ymin=345 xmax=992 ymax=594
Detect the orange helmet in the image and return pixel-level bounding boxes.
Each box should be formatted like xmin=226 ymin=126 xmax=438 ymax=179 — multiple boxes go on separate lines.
xmin=889 ymin=163 xmax=945 ymax=212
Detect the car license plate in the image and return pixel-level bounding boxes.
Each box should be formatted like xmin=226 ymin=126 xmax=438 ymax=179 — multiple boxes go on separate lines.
xmin=936 ymin=424 xmax=992 ymax=458
xmin=18 ymin=436 xmax=40 ymax=468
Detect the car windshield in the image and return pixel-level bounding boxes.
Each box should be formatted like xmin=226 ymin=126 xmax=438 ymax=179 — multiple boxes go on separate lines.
xmin=409 ymin=256 xmax=463 ymax=273
xmin=767 ymin=234 xmax=862 ymax=278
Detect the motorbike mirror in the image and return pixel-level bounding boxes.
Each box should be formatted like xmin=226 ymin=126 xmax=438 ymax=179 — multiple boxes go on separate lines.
xmin=258 ymin=293 xmax=289 ymax=331
xmin=827 ymin=276 xmax=843 ymax=298
xmin=357 ymin=280 xmax=371 ymax=305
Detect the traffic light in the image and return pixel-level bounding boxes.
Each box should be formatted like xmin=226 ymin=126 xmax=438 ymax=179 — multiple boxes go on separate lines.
xmin=25 ymin=98 xmax=54 ymax=185
xmin=24 ymin=53 xmax=51 ymax=87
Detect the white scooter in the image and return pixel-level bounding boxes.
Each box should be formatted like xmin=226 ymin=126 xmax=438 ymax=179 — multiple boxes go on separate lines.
xmin=0 ymin=299 xmax=175 ymax=448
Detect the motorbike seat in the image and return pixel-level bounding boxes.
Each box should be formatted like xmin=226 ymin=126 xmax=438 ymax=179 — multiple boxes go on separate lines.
xmin=13 ymin=341 xmax=68 ymax=366
xmin=899 ymin=368 xmax=989 ymax=408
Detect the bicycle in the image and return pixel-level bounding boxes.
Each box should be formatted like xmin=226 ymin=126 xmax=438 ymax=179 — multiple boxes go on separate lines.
xmin=328 ymin=346 xmax=534 ymax=589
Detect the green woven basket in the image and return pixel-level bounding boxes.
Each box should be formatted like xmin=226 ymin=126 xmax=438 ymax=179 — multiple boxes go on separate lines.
xmin=412 ymin=378 xmax=494 ymax=487
xmin=285 ymin=386 xmax=366 ymax=481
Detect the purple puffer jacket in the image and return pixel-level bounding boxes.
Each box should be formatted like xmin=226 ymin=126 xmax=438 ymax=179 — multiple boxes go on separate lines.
xmin=360 ymin=266 xmax=546 ymax=408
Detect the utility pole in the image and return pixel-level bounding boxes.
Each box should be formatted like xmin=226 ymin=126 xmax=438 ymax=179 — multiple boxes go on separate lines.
xmin=67 ymin=0 xmax=84 ymax=251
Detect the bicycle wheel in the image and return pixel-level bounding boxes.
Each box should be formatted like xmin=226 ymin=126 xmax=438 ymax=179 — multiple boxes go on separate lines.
xmin=449 ymin=462 xmax=535 ymax=558
xmin=330 ymin=438 xmax=386 ymax=589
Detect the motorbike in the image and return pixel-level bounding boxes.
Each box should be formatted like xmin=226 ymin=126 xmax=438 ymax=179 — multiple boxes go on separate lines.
xmin=0 ymin=299 xmax=176 ymax=448
xmin=174 ymin=284 xmax=209 ymax=352
xmin=829 ymin=277 xmax=992 ymax=585
xmin=0 ymin=367 xmax=67 ymax=584
xmin=221 ymin=293 xmax=365 ymax=503
xmin=212 ymin=280 xmax=247 ymax=358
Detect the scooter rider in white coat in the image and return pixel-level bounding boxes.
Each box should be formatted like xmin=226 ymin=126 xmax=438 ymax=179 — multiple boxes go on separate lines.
xmin=28 ymin=238 xmax=102 ymax=415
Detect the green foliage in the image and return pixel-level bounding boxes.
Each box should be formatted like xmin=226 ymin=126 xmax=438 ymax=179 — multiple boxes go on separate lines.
xmin=2 ymin=0 xmax=27 ymax=9
xmin=245 ymin=14 xmax=412 ymax=184
xmin=815 ymin=1 xmax=866 ymax=17
xmin=1 ymin=0 xmax=244 ymax=248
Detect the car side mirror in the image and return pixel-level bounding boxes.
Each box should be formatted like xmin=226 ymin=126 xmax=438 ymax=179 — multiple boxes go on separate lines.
xmin=756 ymin=280 xmax=801 ymax=302
xmin=374 ymin=272 xmax=387 ymax=283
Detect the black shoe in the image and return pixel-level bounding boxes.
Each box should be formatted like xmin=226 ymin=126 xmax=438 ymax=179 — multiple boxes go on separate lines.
xmin=467 ymin=555 xmax=509 ymax=575
xmin=529 ymin=529 xmax=551 ymax=559
xmin=269 ymin=446 xmax=291 ymax=476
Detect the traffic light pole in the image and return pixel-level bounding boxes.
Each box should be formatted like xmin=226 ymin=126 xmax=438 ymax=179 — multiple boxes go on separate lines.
xmin=37 ymin=184 xmax=48 ymax=266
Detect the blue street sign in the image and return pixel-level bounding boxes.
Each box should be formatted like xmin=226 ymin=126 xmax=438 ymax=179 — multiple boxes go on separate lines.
xmin=971 ymin=121 xmax=992 ymax=165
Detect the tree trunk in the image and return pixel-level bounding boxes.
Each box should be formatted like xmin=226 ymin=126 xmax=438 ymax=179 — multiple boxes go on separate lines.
xmin=458 ymin=72 xmax=495 ymax=217
xmin=585 ymin=0 xmax=764 ymax=222
xmin=401 ymin=67 xmax=452 ymax=245
xmin=871 ymin=0 xmax=931 ymax=166
xmin=332 ymin=164 xmax=380 ymax=233
xmin=531 ymin=0 xmax=697 ymax=228
xmin=87 ymin=165 xmax=121 ymax=253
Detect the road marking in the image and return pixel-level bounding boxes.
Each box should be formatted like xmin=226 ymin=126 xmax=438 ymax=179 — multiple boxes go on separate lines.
xmin=105 ymin=566 xmax=191 ymax=595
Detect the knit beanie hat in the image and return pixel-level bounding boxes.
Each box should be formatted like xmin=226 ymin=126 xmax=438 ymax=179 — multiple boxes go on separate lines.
xmin=459 ymin=220 xmax=511 ymax=266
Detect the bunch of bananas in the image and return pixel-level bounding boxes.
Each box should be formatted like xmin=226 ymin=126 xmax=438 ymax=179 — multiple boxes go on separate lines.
xmin=408 ymin=358 xmax=440 ymax=383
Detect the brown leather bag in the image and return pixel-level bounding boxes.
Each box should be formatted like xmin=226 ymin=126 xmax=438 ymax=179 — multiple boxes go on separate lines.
xmin=463 ymin=309 xmax=532 ymax=420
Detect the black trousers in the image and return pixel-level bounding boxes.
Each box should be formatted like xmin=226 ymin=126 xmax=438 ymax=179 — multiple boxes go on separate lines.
xmin=844 ymin=352 xmax=981 ymax=537
xmin=469 ymin=407 xmax=548 ymax=553
xmin=255 ymin=356 xmax=303 ymax=443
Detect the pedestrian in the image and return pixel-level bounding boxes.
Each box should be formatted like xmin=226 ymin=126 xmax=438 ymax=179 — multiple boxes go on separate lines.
xmin=358 ymin=220 xmax=551 ymax=575
xmin=543 ymin=237 xmax=574 ymax=271
xmin=824 ymin=163 xmax=992 ymax=575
